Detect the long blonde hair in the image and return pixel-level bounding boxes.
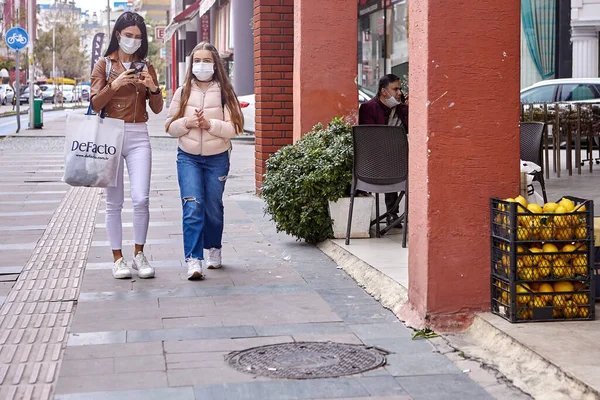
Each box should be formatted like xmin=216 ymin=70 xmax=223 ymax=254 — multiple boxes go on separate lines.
xmin=167 ymin=42 xmax=244 ymax=134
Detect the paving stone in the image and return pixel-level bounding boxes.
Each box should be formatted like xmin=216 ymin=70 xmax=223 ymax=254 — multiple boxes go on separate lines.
xmin=166 ymin=351 xmax=228 ymax=369
xmin=70 ymin=317 xmax=163 ymax=333
xmin=67 ymin=331 xmax=127 ymax=347
xmin=168 ymin=365 xmax=263 ymax=386
xmin=126 ymin=325 xmax=257 ymax=343
xmin=55 ymin=371 xmax=168 ymax=395
xmin=254 ymin=322 xmax=351 ymax=337
xmin=59 ymin=358 xmax=114 ymax=377
xmin=385 ymin=353 xmax=461 ymax=377
xmin=335 ymin=306 xmax=401 ymax=325
xmin=348 ymin=323 xmax=413 ymax=340
xmin=78 ymin=287 xmax=197 ymax=302
xmin=358 ymin=375 xmax=411 ymax=396
xmin=162 ymin=316 xmax=224 ymax=329
xmin=192 ymin=377 xmax=371 ymax=400
xmin=395 ymin=374 xmax=494 ymax=400
xmin=163 ymin=336 xmax=293 ymax=354
xmin=113 ymin=354 xmax=166 ymax=373
xmin=54 ymin=387 xmax=196 ymax=400
xmin=290 ymin=332 xmax=363 ymax=344
xmin=363 ymin=337 xmax=436 ymax=355
xmin=63 ymin=342 xmax=163 ymax=360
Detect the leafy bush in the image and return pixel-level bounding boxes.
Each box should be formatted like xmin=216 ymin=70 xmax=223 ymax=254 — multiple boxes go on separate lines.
xmin=262 ymin=117 xmax=353 ymax=243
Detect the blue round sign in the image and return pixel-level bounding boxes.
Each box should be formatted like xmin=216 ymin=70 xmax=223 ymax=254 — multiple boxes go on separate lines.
xmin=5 ymin=27 xmax=28 ymax=51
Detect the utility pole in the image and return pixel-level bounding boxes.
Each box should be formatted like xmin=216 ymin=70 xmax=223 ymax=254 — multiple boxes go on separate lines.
xmin=27 ymin=0 xmax=34 ymax=128
xmin=14 ymin=0 xmax=20 ymax=132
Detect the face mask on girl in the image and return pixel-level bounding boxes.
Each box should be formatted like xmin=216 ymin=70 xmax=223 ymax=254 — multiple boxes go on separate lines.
xmin=119 ymin=35 xmax=142 ymax=55
xmin=192 ymin=63 xmax=214 ymax=81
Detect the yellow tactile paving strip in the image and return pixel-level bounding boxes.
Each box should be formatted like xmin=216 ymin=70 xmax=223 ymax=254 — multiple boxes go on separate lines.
xmin=0 ymin=186 xmax=101 ymax=400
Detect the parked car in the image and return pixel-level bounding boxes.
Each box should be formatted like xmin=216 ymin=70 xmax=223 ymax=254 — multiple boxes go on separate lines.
xmin=0 ymin=84 xmax=14 ymax=105
xmin=520 ymin=78 xmax=600 ymax=103
xmin=81 ymin=84 xmax=91 ymax=102
xmin=61 ymin=85 xmax=75 ymax=102
xmin=41 ymin=85 xmax=62 ymax=103
xmin=237 ymin=94 xmax=255 ymax=134
xmin=19 ymin=85 xmax=42 ymax=104
xmin=237 ymin=85 xmax=377 ymax=134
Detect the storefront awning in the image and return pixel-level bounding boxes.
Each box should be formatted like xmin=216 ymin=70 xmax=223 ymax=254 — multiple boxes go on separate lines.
xmin=164 ymin=0 xmax=216 ymax=42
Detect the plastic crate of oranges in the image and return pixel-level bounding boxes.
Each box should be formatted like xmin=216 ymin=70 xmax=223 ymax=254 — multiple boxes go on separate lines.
xmin=490 ymin=195 xmax=595 ymax=322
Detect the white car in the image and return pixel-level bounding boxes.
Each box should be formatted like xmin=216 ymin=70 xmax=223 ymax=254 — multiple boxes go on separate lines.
xmin=0 ymin=84 xmax=14 ymax=105
xmin=61 ymin=85 xmax=75 ymax=102
xmin=520 ymin=78 xmax=600 ymax=103
xmin=237 ymin=94 xmax=255 ymax=134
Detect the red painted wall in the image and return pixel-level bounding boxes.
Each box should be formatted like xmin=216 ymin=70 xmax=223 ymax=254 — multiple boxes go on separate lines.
xmin=292 ymin=0 xmax=358 ymax=140
xmin=406 ymin=0 xmax=521 ymax=330
xmin=253 ymin=0 xmax=294 ymax=190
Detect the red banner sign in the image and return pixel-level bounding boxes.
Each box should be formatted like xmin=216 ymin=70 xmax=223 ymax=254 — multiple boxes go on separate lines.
xmin=200 ymin=14 xmax=210 ymax=43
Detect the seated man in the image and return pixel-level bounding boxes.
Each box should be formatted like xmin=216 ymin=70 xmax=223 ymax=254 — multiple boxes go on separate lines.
xmin=358 ymin=74 xmax=408 ymax=225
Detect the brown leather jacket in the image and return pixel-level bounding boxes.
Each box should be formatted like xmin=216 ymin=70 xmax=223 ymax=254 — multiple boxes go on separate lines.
xmin=90 ymin=51 xmax=163 ymax=122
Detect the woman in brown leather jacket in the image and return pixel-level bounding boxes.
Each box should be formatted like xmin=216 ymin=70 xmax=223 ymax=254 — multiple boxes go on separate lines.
xmin=90 ymin=12 xmax=163 ymax=280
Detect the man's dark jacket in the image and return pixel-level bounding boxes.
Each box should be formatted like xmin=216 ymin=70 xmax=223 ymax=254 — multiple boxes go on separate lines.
xmin=358 ymin=97 xmax=408 ymax=130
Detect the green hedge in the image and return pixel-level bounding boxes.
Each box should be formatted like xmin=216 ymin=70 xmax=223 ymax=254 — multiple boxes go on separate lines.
xmin=262 ymin=117 xmax=353 ymax=243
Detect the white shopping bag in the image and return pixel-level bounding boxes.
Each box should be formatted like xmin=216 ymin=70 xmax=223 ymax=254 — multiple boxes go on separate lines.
xmin=520 ymin=160 xmax=544 ymax=204
xmin=62 ymin=108 xmax=124 ymax=188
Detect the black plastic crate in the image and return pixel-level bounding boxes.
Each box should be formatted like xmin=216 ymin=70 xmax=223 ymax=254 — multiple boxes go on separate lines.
xmin=491 ymin=277 xmax=594 ymax=322
xmin=491 ymin=196 xmax=593 ymax=244
xmin=490 ymin=196 xmax=595 ymax=322
xmin=491 ymin=237 xmax=593 ymax=283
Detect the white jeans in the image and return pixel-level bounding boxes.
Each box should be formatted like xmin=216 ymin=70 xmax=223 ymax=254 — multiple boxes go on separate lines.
xmin=106 ymin=123 xmax=152 ymax=250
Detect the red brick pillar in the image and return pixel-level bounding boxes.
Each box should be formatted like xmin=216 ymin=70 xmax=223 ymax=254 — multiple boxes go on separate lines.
xmin=403 ymin=0 xmax=521 ymax=330
xmin=253 ymin=0 xmax=294 ymax=191
xmin=293 ymin=0 xmax=358 ymax=140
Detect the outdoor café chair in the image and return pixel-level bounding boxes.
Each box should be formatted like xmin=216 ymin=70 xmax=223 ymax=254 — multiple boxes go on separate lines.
xmin=520 ymin=121 xmax=548 ymax=203
xmin=346 ymin=125 xmax=408 ymax=247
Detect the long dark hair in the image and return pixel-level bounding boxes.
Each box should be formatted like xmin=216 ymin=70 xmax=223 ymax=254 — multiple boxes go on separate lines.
xmin=104 ymin=12 xmax=148 ymax=59
xmin=167 ymin=42 xmax=244 ymax=134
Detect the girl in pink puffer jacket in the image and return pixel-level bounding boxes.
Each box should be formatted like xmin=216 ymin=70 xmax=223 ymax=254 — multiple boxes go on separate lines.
xmin=166 ymin=42 xmax=244 ymax=280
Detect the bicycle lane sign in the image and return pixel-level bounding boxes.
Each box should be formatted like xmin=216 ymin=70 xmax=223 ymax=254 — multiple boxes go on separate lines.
xmin=5 ymin=27 xmax=28 ymax=51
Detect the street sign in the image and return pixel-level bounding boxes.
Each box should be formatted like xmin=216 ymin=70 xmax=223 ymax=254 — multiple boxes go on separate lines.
xmin=155 ymin=26 xmax=166 ymax=41
xmin=5 ymin=27 xmax=29 ymax=51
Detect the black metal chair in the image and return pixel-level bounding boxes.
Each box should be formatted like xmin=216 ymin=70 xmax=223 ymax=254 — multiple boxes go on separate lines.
xmin=520 ymin=121 xmax=548 ymax=203
xmin=346 ymin=125 xmax=408 ymax=247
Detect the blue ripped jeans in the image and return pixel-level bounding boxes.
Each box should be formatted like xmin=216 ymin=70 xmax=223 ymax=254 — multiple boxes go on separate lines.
xmin=176 ymin=148 xmax=230 ymax=260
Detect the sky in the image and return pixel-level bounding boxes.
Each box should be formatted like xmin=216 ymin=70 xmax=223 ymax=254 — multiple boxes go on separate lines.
xmin=73 ymin=0 xmax=111 ymax=15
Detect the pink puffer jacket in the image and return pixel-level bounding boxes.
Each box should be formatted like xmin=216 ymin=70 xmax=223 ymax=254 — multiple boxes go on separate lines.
xmin=166 ymin=81 xmax=239 ymax=156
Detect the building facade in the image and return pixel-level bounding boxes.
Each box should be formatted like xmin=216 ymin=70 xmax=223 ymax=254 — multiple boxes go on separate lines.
xmin=571 ymin=0 xmax=600 ymax=78
xmin=163 ymin=0 xmax=253 ymax=99
xmin=358 ymin=0 xmax=408 ymax=94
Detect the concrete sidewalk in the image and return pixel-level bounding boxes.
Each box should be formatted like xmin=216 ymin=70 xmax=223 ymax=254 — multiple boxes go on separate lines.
xmin=0 ymin=131 xmax=525 ymax=399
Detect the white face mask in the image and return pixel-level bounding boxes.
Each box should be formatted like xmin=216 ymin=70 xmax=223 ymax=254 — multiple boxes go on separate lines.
xmin=119 ymin=36 xmax=142 ymax=55
xmin=383 ymin=89 xmax=400 ymax=108
xmin=192 ymin=62 xmax=214 ymax=81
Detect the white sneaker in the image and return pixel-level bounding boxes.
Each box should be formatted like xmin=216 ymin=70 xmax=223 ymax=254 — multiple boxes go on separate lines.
xmin=112 ymin=257 xmax=132 ymax=279
xmin=132 ymin=251 xmax=155 ymax=279
xmin=186 ymin=258 xmax=204 ymax=280
xmin=206 ymin=248 xmax=222 ymax=269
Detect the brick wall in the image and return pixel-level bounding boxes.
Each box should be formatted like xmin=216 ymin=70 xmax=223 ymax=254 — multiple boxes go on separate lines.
xmin=253 ymin=0 xmax=294 ymax=191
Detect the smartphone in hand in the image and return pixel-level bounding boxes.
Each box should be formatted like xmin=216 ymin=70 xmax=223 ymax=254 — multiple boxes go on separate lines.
xmin=132 ymin=61 xmax=145 ymax=75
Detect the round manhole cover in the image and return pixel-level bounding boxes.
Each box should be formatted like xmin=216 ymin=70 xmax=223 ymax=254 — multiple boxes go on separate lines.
xmin=225 ymin=342 xmax=388 ymax=379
